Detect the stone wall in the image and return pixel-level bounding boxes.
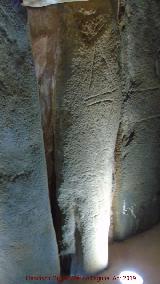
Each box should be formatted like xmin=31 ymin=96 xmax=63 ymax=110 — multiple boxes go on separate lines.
xmin=113 ymin=0 xmax=160 ymax=240
xmin=0 ymin=1 xmax=59 ymax=283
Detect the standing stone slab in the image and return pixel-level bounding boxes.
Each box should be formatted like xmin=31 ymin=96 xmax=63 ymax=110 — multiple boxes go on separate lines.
xmin=28 ymin=0 xmax=121 ymax=275
xmin=114 ymin=0 xmax=160 ymax=240
xmin=54 ymin=0 xmax=121 ymax=274
xmin=0 ymin=1 xmax=59 ymax=283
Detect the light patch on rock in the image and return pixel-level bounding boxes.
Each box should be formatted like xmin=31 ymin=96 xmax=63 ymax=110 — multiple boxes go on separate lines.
xmin=23 ymin=0 xmax=88 ymax=7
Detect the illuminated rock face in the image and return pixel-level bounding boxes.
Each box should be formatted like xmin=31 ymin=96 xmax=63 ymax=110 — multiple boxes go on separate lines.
xmin=23 ymin=0 xmax=88 ymax=7
xmin=0 ymin=1 xmax=59 ymax=283
xmin=1 ymin=0 xmax=160 ymax=280
xmin=28 ymin=0 xmax=121 ymax=275
xmin=113 ymin=0 xmax=160 ymax=241
xmin=7 ymin=0 xmax=160 ymax=278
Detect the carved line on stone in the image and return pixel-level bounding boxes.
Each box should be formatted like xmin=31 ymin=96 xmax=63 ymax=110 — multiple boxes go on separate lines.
xmin=87 ymin=99 xmax=113 ymax=107
xmin=85 ymin=87 xmax=118 ymax=101
xmin=88 ymin=47 xmax=96 ymax=91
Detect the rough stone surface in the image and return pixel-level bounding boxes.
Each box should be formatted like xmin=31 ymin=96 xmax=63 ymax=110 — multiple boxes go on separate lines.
xmin=27 ymin=5 xmax=63 ymax=265
xmin=27 ymin=0 xmax=160 ymax=276
xmin=113 ymin=0 xmax=160 ymax=240
xmin=0 ymin=1 xmax=59 ymax=283
xmin=28 ymin=0 xmax=121 ymax=275
xmin=55 ymin=1 xmax=121 ymax=275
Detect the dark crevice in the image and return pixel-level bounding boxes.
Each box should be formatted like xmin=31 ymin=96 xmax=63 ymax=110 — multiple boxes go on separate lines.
xmin=124 ymin=131 xmax=135 ymax=147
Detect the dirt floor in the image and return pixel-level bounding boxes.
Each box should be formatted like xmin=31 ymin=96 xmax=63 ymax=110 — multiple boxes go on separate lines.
xmin=65 ymin=223 xmax=160 ymax=284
